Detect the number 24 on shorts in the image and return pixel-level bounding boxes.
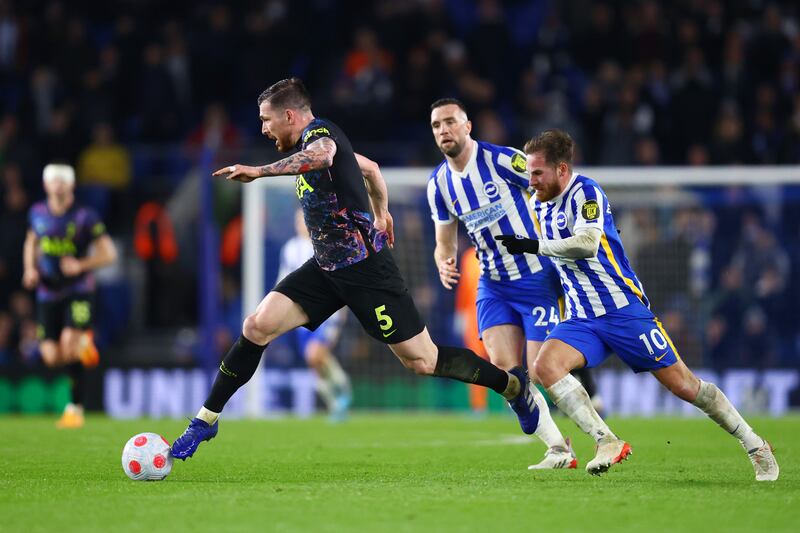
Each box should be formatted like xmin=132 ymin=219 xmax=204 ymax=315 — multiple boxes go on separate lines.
xmin=374 ymin=305 xmax=396 ymax=338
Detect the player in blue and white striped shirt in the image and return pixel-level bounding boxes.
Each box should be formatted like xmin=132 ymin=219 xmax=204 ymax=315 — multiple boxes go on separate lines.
xmin=427 ymin=99 xmax=575 ymax=470
xmin=496 ymin=129 xmax=778 ymax=481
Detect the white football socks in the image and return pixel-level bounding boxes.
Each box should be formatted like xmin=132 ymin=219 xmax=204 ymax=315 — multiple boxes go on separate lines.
xmin=547 ymin=374 xmax=617 ymax=443
xmin=530 ymin=385 xmax=568 ymax=450
xmin=196 ymin=406 xmax=220 ymax=426
xmin=692 ymin=380 xmax=763 ymax=451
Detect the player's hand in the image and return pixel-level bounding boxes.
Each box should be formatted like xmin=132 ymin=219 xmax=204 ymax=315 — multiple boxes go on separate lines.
xmin=494 ymin=234 xmax=539 ymax=255
xmin=212 ymin=164 xmax=261 ymax=183
xmin=374 ymin=211 xmax=395 ymax=248
xmin=437 ymin=257 xmax=460 ymax=289
xmin=59 ymin=256 xmax=83 ymax=276
xmin=22 ymin=268 xmax=39 ymax=289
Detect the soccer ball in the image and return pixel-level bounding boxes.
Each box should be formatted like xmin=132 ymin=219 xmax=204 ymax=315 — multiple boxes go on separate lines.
xmin=121 ymin=432 xmax=174 ymax=481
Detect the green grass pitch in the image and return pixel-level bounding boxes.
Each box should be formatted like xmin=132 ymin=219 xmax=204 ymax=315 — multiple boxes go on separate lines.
xmin=2 ymin=414 xmax=799 ymax=532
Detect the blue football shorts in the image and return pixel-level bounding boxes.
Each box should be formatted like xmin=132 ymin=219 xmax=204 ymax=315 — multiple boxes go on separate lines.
xmin=546 ymin=301 xmax=680 ymax=373
xmin=476 ymin=263 xmax=562 ymax=342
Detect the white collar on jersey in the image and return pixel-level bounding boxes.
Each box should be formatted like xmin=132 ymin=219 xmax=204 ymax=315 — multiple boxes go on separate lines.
xmin=542 ymin=171 xmax=578 ymax=204
xmin=446 ymin=139 xmax=479 ymax=178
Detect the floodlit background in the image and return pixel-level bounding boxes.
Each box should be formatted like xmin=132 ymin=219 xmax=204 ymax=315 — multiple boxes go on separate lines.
xmin=1 ymin=0 xmax=799 ymax=417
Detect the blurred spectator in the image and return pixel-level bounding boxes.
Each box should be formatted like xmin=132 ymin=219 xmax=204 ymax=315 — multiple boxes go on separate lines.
xmin=0 ymin=163 xmax=27 ymax=304
xmin=731 ymin=213 xmax=790 ymax=293
xmin=704 ymin=265 xmax=748 ymax=370
xmin=711 ymin=104 xmax=747 ymax=164
xmin=77 ymin=123 xmax=131 ymax=190
xmin=334 ymin=27 xmax=395 ymax=137
xmin=474 ymin=109 xmax=508 ymax=146
xmin=185 ymin=103 xmax=242 ymax=164
xmin=0 ymin=311 xmax=12 ymax=365
xmin=0 ymin=0 xmax=796 ymax=373
xmin=139 ymin=42 xmax=180 ymax=141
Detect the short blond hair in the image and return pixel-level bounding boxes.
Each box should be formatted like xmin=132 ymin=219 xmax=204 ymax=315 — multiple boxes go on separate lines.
xmin=42 ymin=164 xmax=75 ymax=185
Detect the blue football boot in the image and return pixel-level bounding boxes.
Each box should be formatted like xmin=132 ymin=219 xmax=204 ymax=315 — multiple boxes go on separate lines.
xmin=507 ymin=367 xmax=540 ymax=435
xmin=171 ymin=418 xmax=218 ymax=460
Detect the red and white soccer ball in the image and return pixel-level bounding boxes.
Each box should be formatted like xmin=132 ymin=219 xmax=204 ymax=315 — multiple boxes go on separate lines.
xmin=121 ymin=432 xmax=173 ymax=481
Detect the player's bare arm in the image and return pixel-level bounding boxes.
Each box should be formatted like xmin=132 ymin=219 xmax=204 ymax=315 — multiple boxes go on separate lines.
xmin=433 ymin=222 xmax=460 ymax=290
xmin=22 ymin=228 xmax=39 ymax=289
xmin=59 ymin=234 xmax=118 ymax=276
xmin=355 ymin=152 xmax=394 ymax=247
xmin=213 ymin=137 xmax=338 ymax=183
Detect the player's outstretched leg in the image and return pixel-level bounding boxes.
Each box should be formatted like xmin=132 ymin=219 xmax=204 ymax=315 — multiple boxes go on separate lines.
xmin=172 ymin=334 xmax=265 ymax=459
xmin=654 ymin=362 xmax=778 ymax=481
xmin=172 ymin=292 xmax=308 ymax=459
xmin=484 ymin=331 xmax=574 ymax=468
xmin=389 ymin=329 xmax=540 ymax=434
xmin=505 ymin=367 xmax=541 ymax=434
xmin=535 ymin=341 xmax=631 ymax=475
xmin=572 ymin=366 xmax=605 ymax=418
xmin=694 ymin=381 xmax=778 ymax=481
xmin=547 ymin=373 xmax=631 ymax=475
xmin=526 ymin=385 xmax=577 ymax=469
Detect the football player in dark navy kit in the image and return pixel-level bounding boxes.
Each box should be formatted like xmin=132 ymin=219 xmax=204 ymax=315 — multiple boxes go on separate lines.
xmin=23 ymin=163 xmax=118 ymax=428
xmin=171 ymin=78 xmax=541 ymax=459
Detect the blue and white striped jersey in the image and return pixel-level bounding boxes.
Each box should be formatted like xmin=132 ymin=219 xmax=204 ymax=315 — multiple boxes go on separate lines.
xmin=531 ymin=173 xmax=650 ymax=319
xmin=427 ymin=140 xmax=547 ymax=281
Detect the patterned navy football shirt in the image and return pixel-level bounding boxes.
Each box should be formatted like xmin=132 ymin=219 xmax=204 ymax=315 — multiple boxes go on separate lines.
xmin=293 ymin=118 xmax=386 ymax=271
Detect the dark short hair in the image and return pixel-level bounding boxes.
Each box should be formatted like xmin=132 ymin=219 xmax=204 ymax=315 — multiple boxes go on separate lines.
xmin=430 ymin=97 xmax=468 ymax=115
xmin=257 ymin=78 xmax=311 ymax=110
xmin=523 ymin=129 xmax=575 ymax=167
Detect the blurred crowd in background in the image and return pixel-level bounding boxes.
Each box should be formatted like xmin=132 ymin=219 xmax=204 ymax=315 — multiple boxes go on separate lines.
xmin=1 ymin=0 xmax=799 ymax=372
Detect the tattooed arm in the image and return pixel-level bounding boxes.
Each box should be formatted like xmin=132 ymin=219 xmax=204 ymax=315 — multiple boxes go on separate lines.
xmin=212 ymin=137 xmax=338 ymax=183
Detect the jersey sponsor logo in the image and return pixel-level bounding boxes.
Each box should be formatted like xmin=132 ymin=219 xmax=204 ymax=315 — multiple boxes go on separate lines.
xmin=655 ymin=352 xmax=668 ymax=362
xmin=581 ymin=200 xmax=600 ymax=221
xmin=295 ymin=174 xmax=315 ymax=199
xmin=555 ymin=212 xmax=568 ymax=230
xmin=461 ymin=202 xmax=505 ymax=233
xmin=302 ymin=127 xmax=331 ymax=143
xmin=39 ymin=235 xmax=77 ymax=256
xmin=511 ymin=153 xmax=527 ymax=173
xmin=483 ymin=181 xmax=499 ymax=198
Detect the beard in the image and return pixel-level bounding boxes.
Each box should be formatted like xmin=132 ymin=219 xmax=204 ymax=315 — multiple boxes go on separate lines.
xmin=439 ymin=139 xmax=464 ymax=158
xmin=534 ymin=183 xmax=559 ymax=202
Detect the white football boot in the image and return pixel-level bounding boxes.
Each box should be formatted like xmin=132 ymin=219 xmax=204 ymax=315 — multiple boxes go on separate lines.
xmin=586 ymin=438 xmax=632 ymax=475
xmin=528 ymin=437 xmax=578 ymax=470
xmin=748 ymin=440 xmax=779 ymax=481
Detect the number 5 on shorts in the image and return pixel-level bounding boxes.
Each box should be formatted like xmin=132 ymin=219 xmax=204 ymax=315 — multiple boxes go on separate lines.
xmin=375 ymin=305 xmax=396 ymax=338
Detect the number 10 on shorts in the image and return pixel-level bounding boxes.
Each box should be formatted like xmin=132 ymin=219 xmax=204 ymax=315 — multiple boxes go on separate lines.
xmin=375 ymin=305 xmax=396 ymax=338
xmin=639 ymin=328 xmax=669 ymax=356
